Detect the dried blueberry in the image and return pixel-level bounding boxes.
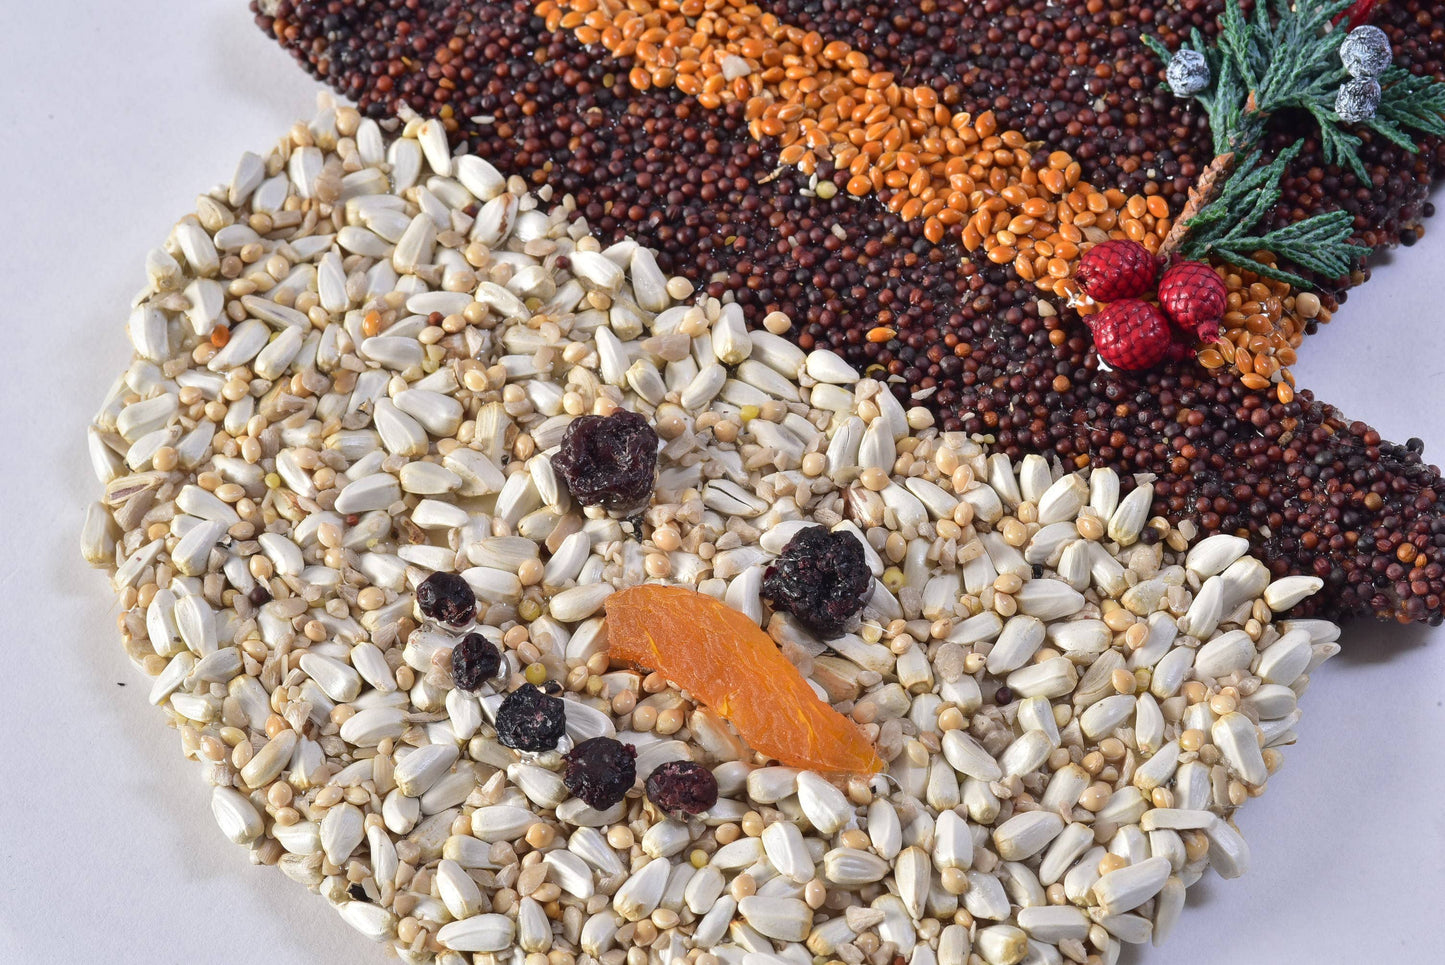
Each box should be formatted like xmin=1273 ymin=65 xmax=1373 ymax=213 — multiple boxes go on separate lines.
xmin=550 ymin=410 xmax=659 ymax=510
xmin=761 ymin=526 xmax=872 ymax=638
xmin=645 ymin=760 xmax=719 ymax=816
xmin=450 ymin=633 xmax=502 ymax=692
xmin=563 ymin=737 xmax=637 ymax=810
xmin=417 ymin=571 xmax=476 ymax=627
xmin=495 ymin=683 xmax=567 ymax=751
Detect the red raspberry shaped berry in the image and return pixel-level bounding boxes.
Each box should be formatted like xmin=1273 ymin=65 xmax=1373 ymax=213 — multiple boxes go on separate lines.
xmin=1088 ymin=299 xmax=1175 ymax=371
xmin=1075 ymin=240 xmax=1158 ymax=302
xmin=1157 ymin=261 xmax=1227 ymax=343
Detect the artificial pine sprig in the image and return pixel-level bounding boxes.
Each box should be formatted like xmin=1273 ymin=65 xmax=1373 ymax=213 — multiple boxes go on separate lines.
xmin=1375 ymin=66 xmax=1445 ymax=141
xmin=1146 ymin=0 xmax=1445 ymax=283
xmin=1248 ymin=0 xmax=1351 ymax=115
xmin=1170 ymin=144 xmax=1358 ymax=286
xmin=1150 ymin=1 xmax=1359 ymax=162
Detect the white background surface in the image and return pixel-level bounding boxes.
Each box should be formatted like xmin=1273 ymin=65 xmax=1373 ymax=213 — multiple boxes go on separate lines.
xmin=0 ymin=2 xmax=1441 ymax=963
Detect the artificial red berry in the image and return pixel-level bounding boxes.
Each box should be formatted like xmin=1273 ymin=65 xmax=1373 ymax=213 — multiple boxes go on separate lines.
xmin=1088 ymin=299 xmax=1175 ymax=371
xmin=1336 ymin=0 xmax=1384 ymax=30
xmin=1157 ymin=261 xmax=1228 ymax=342
xmin=1074 ymin=240 xmax=1158 ymax=302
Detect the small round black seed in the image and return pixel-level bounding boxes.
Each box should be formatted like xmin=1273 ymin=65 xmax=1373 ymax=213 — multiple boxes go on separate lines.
xmin=495 ymin=683 xmax=567 ymax=752
xmin=645 ymin=760 xmax=719 ymax=816
xmin=416 ymin=571 xmax=477 ymax=627
xmin=451 ymin=633 xmax=502 ymax=692
xmin=564 ymin=736 xmax=637 ymax=810
xmin=248 ymin=584 xmax=272 ymax=606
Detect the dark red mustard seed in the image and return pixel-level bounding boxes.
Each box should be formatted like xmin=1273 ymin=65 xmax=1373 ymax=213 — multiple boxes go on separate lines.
xmin=645 ymin=760 xmax=719 ymax=816
xmin=564 ymin=737 xmax=637 ymax=810
xmin=416 ymin=570 xmax=476 ymax=627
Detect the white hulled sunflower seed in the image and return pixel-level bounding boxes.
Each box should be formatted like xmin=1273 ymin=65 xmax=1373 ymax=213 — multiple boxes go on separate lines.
xmin=993 ymin=811 xmax=1064 ymax=861
xmin=437 ymin=914 xmax=515 ymax=953
xmin=1091 ymin=855 xmax=1171 ymax=915
xmin=737 ymin=896 xmax=812 ymax=942
xmin=210 ymin=787 xmax=263 ymax=844
xmin=613 ymin=856 xmax=670 ymax=921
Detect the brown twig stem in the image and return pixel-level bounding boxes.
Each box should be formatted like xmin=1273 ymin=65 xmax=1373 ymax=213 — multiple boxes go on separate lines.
xmin=1156 ymin=150 xmax=1236 ymax=260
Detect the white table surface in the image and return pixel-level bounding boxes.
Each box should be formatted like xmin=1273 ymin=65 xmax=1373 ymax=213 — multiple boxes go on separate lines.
xmin=1 ymin=2 xmax=1441 ymax=962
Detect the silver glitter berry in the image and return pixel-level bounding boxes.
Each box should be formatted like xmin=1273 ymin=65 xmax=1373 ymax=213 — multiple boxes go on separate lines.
xmin=1166 ymin=49 xmax=1211 ymax=97
xmin=1339 ymin=25 xmax=1392 ymax=79
xmin=1335 ymin=77 xmax=1382 ymax=123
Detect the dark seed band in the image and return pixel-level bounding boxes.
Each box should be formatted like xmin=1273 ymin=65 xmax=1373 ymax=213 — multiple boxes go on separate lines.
xmin=250 ymin=0 xmax=1445 ymax=626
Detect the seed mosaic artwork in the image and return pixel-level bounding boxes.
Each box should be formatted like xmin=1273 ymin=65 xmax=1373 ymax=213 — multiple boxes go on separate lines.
xmin=87 ymin=102 xmax=1343 ymax=965
xmin=80 ymin=1 xmax=1445 ymax=963
xmin=246 ymin=0 xmax=1445 ymax=626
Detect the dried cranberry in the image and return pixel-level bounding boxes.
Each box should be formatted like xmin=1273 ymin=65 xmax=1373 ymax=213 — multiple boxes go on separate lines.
xmin=564 ymin=737 xmax=637 ymax=810
xmin=450 ymin=633 xmax=502 ymax=692
xmin=416 ymin=571 xmax=476 ymax=627
xmin=645 ymin=760 xmax=718 ymax=816
xmin=495 ymin=683 xmax=567 ymax=752
xmin=550 ymin=410 xmax=658 ymax=510
xmin=761 ymin=526 xmax=872 ymax=638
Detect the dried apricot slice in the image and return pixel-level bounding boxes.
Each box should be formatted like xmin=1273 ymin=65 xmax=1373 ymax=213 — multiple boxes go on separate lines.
xmin=605 ymin=584 xmax=883 ymax=775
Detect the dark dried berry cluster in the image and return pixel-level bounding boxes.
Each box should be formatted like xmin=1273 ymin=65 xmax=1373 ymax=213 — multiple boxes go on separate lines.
xmin=645 ymin=760 xmax=719 ymax=816
xmin=761 ymin=526 xmax=873 ymax=638
xmin=495 ymin=683 xmax=567 ymax=752
xmin=564 ymin=737 xmax=637 ymax=810
xmin=551 ymin=410 xmax=659 ymax=510
xmin=416 ymin=571 xmax=476 ymax=627
xmin=450 ymin=633 xmax=502 ymax=692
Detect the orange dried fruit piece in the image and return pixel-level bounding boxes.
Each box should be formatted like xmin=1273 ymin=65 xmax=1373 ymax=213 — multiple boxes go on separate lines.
xmin=605 ymin=584 xmax=884 ymax=775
